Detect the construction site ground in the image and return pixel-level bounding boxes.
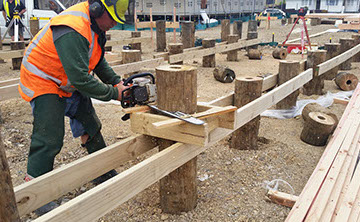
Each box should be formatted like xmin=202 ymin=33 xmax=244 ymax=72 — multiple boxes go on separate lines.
xmin=0 ymin=19 xmax=359 ymax=221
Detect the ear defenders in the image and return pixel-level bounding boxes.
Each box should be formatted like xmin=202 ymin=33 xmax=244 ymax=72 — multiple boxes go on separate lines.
xmin=89 ymin=0 xmax=105 ymax=18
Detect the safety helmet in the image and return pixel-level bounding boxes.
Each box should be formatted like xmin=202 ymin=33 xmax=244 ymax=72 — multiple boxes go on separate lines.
xmin=100 ymin=0 xmax=134 ymax=24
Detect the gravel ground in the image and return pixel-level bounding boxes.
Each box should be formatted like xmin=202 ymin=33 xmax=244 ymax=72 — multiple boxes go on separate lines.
xmin=0 ymin=19 xmax=359 ymax=221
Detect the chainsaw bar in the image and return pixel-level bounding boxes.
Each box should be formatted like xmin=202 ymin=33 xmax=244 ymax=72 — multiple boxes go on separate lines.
xmin=147 ymin=105 xmax=205 ymax=125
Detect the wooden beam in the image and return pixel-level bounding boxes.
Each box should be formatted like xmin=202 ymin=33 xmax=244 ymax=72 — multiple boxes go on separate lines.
xmin=0 ymin=78 xmax=19 ymax=87
xmin=333 ymin=98 xmax=349 ymax=105
xmin=339 ymin=23 xmax=360 ymax=30
xmin=111 ymin=58 xmax=164 ymax=75
xmin=267 ymin=190 xmax=298 ymax=208
xmin=0 ymin=50 xmax=24 ymax=60
xmin=261 ymin=73 xmax=278 ymax=91
xmin=14 ymin=135 xmax=157 ymax=216
xmin=318 ymin=44 xmax=360 ymax=76
xmin=169 ymin=39 xmax=261 ymax=64
xmin=0 ymin=84 xmax=19 ymax=101
xmin=136 ymin=21 xmax=179 ymax=29
xmin=105 ymin=37 xmax=151 ymax=47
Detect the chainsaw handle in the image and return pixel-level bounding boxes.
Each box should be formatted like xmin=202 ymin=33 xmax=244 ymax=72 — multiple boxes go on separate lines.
xmin=123 ymin=73 xmax=155 ymax=86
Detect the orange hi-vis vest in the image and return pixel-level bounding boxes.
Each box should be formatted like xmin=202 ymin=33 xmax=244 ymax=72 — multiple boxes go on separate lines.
xmin=19 ymin=2 xmax=103 ymax=102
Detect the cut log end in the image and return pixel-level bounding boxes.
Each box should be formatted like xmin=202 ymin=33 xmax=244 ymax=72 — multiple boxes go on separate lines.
xmin=248 ymin=49 xmax=262 ymax=60
xmin=335 ymin=72 xmax=359 ymax=91
xmin=272 ymin=48 xmax=288 ymax=60
xmin=213 ymin=66 xmax=236 ymax=83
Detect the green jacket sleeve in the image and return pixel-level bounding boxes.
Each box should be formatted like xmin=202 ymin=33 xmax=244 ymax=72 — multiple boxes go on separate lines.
xmin=53 ymin=30 xmax=119 ymax=101
xmin=93 ymin=58 xmax=121 ymax=85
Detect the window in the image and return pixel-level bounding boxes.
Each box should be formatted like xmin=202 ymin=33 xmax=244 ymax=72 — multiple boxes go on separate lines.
xmin=160 ymin=0 xmax=165 ymax=6
xmin=175 ymin=2 xmax=181 ymax=8
xmin=228 ymin=2 xmax=231 ymax=6
xmin=188 ymin=1 xmax=193 ymax=7
xmin=326 ymin=0 xmax=338 ymax=5
xmin=146 ymin=2 xmax=152 ymax=8
xmin=136 ymin=1 xmax=140 ymax=7
xmin=197 ymin=0 xmax=201 ymax=6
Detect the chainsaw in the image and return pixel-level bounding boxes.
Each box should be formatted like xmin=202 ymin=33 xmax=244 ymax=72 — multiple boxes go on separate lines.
xmin=120 ymin=73 xmax=204 ymax=125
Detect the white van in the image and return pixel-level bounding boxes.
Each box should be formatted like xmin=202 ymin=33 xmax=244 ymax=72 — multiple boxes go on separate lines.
xmin=0 ymin=0 xmax=79 ymax=39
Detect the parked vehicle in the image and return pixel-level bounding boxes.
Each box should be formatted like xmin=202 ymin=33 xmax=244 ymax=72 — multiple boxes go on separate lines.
xmin=259 ymin=8 xmax=286 ymax=18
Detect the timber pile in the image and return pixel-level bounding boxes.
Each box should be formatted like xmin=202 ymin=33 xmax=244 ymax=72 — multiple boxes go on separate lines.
xmin=286 ymin=83 xmax=360 ymax=221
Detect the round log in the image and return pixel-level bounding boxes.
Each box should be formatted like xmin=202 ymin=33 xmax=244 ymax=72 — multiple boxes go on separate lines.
xmin=156 ymin=20 xmax=167 ymax=52
xmin=323 ymin=43 xmax=340 ymax=80
xmin=122 ymin=49 xmax=141 ymax=64
xmin=221 ymin=19 xmax=230 ymax=42
xmin=302 ymin=103 xmax=338 ymax=131
xmin=0 ymin=131 xmax=20 ymax=222
xmin=272 ymin=48 xmax=288 ymax=60
xmin=335 ymin=72 xmax=359 ymax=91
xmin=248 ymin=20 xmax=258 ymax=32
xmin=213 ymin=66 xmax=236 ymax=83
xmin=11 ymin=41 xmax=25 ymax=70
xmin=303 ymin=50 xmax=327 ymax=96
xmin=230 ymin=76 xmax=263 ymax=150
xmin=202 ymin=38 xmax=216 ymax=67
xmin=181 ymin=21 xmax=195 ymax=49
xmin=248 ymin=49 xmax=262 ymax=60
xmin=168 ymin=43 xmax=184 ymax=65
xmin=339 ymin=38 xmax=355 ymax=71
xmin=300 ymin=112 xmax=336 ymax=146
xmin=156 ymin=65 xmax=198 ymax=213
xmin=233 ymin=20 xmax=243 ymax=39
xmin=352 ymin=34 xmax=360 ymax=62
xmin=227 ymin=34 xmax=239 ymax=61
xmin=276 ymin=61 xmax=300 ymax=109
xmin=131 ymin=31 xmax=141 ymax=38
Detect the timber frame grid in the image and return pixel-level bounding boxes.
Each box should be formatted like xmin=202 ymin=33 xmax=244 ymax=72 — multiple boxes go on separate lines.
xmin=2 ymin=38 xmax=360 ymax=221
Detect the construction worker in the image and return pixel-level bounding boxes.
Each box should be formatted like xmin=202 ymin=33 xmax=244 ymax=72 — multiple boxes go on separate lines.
xmin=18 ymin=0 xmax=134 ymax=213
xmin=1 ymin=0 xmax=26 ymax=41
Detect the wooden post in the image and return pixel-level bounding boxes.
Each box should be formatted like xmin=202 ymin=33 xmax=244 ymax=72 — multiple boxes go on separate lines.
xmin=281 ymin=18 xmax=287 ymax=25
xmin=230 ymin=77 xmax=263 ymax=150
xmin=303 ymin=50 xmax=327 ymax=96
xmin=300 ymin=112 xmax=335 ymax=146
xmin=156 ymin=20 xmax=167 ymax=52
xmin=227 ymin=34 xmax=239 ymax=61
xmin=0 ymin=128 xmax=20 ymax=222
xmin=202 ymin=38 xmax=216 ymax=67
xmin=310 ymin=18 xmax=320 ymax=26
xmin=130 ymin=31 xmax=142 ymax=52
xmin=122 ymin=49 xmax=141 ymax=64
xmin=276 ymin=61 xmax=300 ymax=109
xmin=233 ymin=20 xmax=243 ymax=39
xmin=181 ymin=21 xmax=194 ymax=49
xmin=29 ymin=18 xmax=39 ymax=38
xmin=323 ymin=43 xmax=340 ymax=80
xmin=173 ymin=7 xmax=177 ymax=43
xmin=266 ymin=12 xmax=270 ymax=30
xmin=352 ymin=34 xmax=360 ymax=62
xmin=150 ymin=8 xmax=154 ymax=49
xmin=221 ymin=19 xmax=230 ymax=42
xmin=287 ymin=17 xmax=292 ymax=24
xmin=339 ymin=38 xmax=355 ymax=71
xmin=168 ymin=43 xmax=184 ymax=65
xmin=156 ymin=65 xmax=197 ymax=213
xmin=10 ymin=41 xmax=25 ymax=70
xmin=247 ymin=24 xmax=258 ymax=50
xmin=248 ymin=20 xmax=258 ymax=32
xmin=104 ymin=33 xmax=112 ymax=52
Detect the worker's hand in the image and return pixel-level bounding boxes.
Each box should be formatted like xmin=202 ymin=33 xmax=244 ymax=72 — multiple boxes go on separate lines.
xmin=115 ymin=81 xmax=130 ymax=101
xmin=5 ymin=17 xmax=10 ymax=27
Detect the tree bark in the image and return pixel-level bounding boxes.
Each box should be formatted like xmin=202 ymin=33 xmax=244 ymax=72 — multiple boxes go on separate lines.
xmin=272 ymin=48 xmax=288 ymax=60
xmin=335 ymin=72 xmax=359 ymax=91
xmin=339 ymin=38 xmax=355 ymax=70
xmin=323 ymin=43 xmax=340 ymax=80
xmin=213 ymin=66 xmax=236 ymax=83
xmin=181 ymin=21 xmax=194 ymax=49
xmin=202 ymin=38 xmax=216 ymax=67
xmin=168 ymin=43 xmax=184 ymax=65
xmin=248 ymin=49 xmax=262 ymax=60
xmin=11 ymin=41 xmax=25 ymax=70
xmin=227 ymin=34 xmax=239 ymax=61
xmin=156 ymin=20 xmax=167 ymax=52
xmin=221 ymin=19 xmax=230 ymax=42
xmin=233 ymin=20 xmax=243 ymax=39
xmin=303 ymin=50 xmax=327 ymax=95
xmin=276 ymin=61 xmax=300 ymax=109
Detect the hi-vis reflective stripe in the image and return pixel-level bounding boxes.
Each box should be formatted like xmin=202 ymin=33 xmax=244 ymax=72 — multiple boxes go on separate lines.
xmin=30 ymin=17 xmax=51 ymax=20
xmin=3 ymin=0 xmax=20 ymax=17
xmin=21 ymin=10 xmax=92 ymax=98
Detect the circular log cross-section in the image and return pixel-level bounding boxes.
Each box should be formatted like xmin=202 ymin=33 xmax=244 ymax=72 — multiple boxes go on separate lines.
xmin=339 ymin=38 xmax=355 ymax=71
xmin=213 ymin=66 xmax=236 ymax=83
xmin=168 ymin=43 xmax=184 ymax=65
xmin=323 ymin=43 xmax=340 ymax=80
xmin=156 ymin=20 xmax=167 ymax=52
xmin=233 ymin=20 xmax=243 ymax=39
xmin=272 ymin=48 xmax=288 ymax=60
xmin=335 ymin=72 xmax=359 ymax=91
xmin=276 ymin=60 xmax=300 ymax=109
xmin=302 ymin=103 xmax=338 ymax=132
xmin=122 ymin=49 xmax=141 ymax=64
xmin=230 ymin=76 xmax=263 ymax=150
xmin=227 ymin=34 xmax=239 ymax=61
xmin=248 ymin=49 xmax=262 ymax=60
xmin=300 ymin=112 xmax=336 ymax=146
xmin=202 ymin=38 xmax=216 ymax=67
xmin=181 ymin=21 xmax=195 ymax=49
xmin=221 ymin=19 xmax=230 ymax=42
xmin=156 ymin=65 xmax=198 ymax=213
xmin=303 ymin=50 xmax=327 ymax=96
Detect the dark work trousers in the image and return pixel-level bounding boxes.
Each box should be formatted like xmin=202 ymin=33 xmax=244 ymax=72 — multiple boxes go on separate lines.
xmin=27 ymin=92 xmax=106 ymax=178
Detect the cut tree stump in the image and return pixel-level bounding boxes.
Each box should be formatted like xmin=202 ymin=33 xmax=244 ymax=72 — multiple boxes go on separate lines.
xmin=302 ymin=103 xmax=338 ymax=132
xmin=213 ymin=66 xmax=236 ymax=83
xmin=233 ymin=20 xmax=243 ymax=39
xmin=221 ymin=19 xmax=230 ymax=42
xmin=352 ymin=34 xmax=360 ymax=62
xmin=248 ymin=49 xmax=262 ymax=60
xmin=181 ymin=21 xmax=195 ymax=49
xmin=122 ymin=49 xmax=141 ymax=64
xmin=303 ymin=50 xmax=327 ymax=96
xmin=168 ymin=43 xmax=184 ymax=65
xmin=156 ymin=20 xmax=166 ymax=52
xmin=339 ymin=38 xmax=355 ymax=71
xmin=335 ymin=72 xmax=359 ymax=91
xmin=323 ymin=43 xmax=341 ymax=80
xmin=10 ymin=41 xmax=25 ymax=70
xmin=272 ymin=48 xmax=288 ymax=60
xmin=300 ymin=112 xmax=336 ymax=146
xmin=202 ymin=38 xmax=216 ymax=67
xmin=227 ymin=34 xmax=239 ymax=61
xmin=276 ymin=60 xmax=300 ymax=109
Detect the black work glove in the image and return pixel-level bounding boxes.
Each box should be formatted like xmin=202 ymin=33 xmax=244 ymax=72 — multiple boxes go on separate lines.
xmin=5 ymin=17 xmax=10 ymax=27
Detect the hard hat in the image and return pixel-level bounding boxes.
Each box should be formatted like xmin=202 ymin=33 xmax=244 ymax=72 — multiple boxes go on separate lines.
xmin=100 ymin=0 xmax=134 ymax=24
